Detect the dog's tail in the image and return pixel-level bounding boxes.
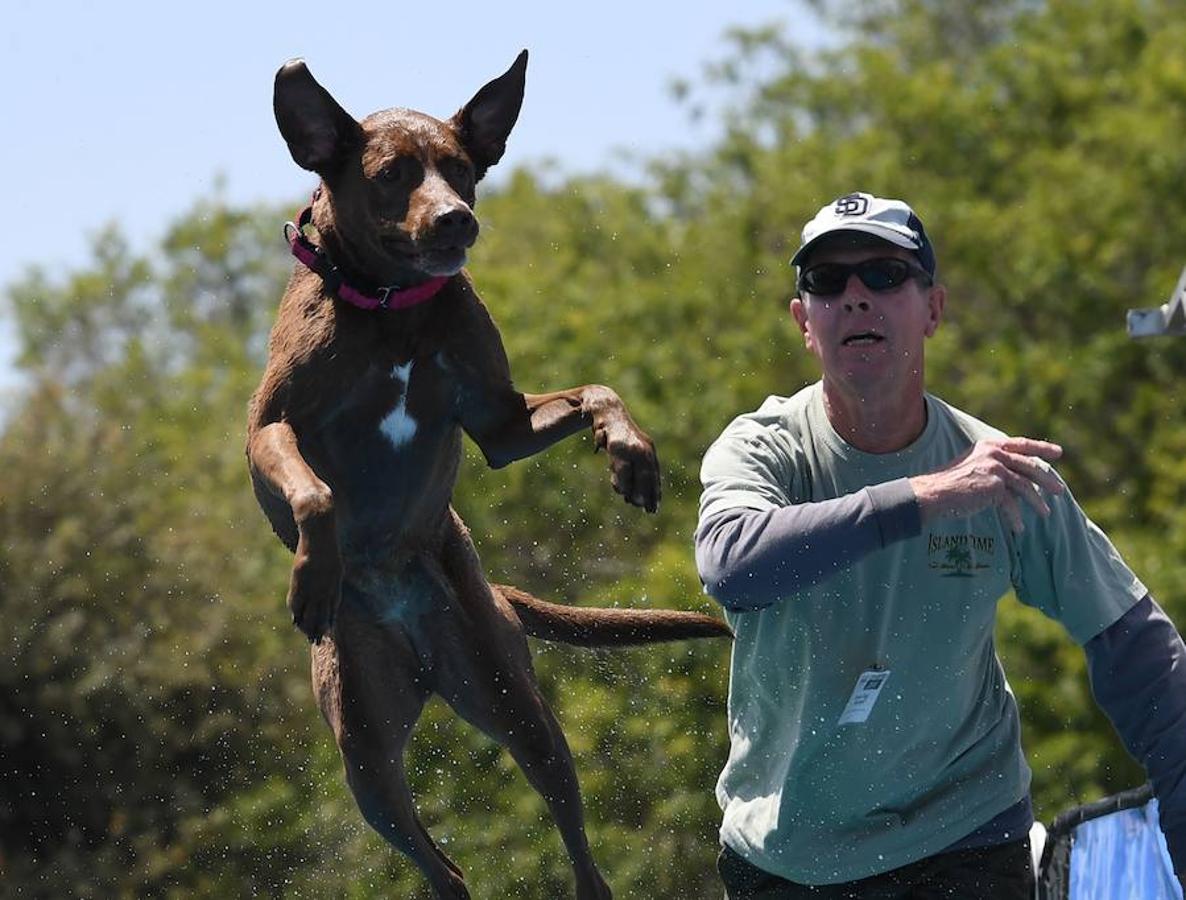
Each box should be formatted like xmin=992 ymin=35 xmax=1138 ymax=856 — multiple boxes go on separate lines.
xmin=494 ymin=584 xmax=732 ymax=647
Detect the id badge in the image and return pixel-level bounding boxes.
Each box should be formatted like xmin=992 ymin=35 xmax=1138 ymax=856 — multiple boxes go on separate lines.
xmin=838 ymin=669 xmax=891 ymax=725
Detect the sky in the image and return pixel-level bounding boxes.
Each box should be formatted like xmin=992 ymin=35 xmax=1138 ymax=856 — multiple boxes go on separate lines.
xmin=0 ymin=1 xmax=830 ymax=390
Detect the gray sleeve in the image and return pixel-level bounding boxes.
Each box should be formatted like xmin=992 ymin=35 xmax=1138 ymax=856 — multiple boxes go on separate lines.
xmin=694 ymin=477 xmax=921 ymax=612
xmin=1085 ymin=594 xmax=1186 ymax=872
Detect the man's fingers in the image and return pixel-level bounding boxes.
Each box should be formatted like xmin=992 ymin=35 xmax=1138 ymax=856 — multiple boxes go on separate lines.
xmin=999 ymin=492 xmax=1025 ymax=533
xmin=998 ymin=437 xmax=1063 ymax=462
xmin=1001 ymin=452 xmax=1064 ymax=496
xmin=1001 ymin=466 xmax=1052 ymax=518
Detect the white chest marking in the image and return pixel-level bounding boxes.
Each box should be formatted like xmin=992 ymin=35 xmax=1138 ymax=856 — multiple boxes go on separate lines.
xmin=379 ymin=361 xmax=418 ymax=449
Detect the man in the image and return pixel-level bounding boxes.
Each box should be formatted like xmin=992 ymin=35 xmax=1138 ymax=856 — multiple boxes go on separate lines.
xmin=695 ymin=192 xmax=1186 ymax=898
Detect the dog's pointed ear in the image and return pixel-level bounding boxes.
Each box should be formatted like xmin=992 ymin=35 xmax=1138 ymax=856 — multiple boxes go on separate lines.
xmin=273 ymin=60 xmax=362 ymax=173
xmin=451 ymin=50 xmax=528 ymax=181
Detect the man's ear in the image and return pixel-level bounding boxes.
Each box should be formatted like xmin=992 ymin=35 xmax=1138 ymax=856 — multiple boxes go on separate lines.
xmin=924 ymin=283 xmax=946 ymax=337
xmin=450 ymin=50 xmax=528 ymax=182
xmin=273 ymin=60 xmax=363 ymax=173
xmin=787 ymin=297 xmax=815 ymax=346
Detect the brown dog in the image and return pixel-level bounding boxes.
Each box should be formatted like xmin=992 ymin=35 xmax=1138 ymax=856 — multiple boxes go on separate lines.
xmin=246 ymin=52 xmax=730 ymax=899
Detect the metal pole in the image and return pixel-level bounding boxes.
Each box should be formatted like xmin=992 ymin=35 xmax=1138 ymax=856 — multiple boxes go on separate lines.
xmin=1128 ymin=265 xmax=1186 ymax=337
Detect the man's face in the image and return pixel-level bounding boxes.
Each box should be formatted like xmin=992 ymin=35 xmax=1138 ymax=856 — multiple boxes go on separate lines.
xmin=789 ymin=240 xmax=945 ymax=397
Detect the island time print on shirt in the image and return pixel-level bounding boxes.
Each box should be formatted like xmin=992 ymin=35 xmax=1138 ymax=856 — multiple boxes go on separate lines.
xmin=927 ymin=531 xmax=996 ymax=577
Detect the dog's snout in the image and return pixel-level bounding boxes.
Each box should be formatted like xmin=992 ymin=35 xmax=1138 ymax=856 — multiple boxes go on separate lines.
xmin=433 ymin=208 xmax=479 ymax=246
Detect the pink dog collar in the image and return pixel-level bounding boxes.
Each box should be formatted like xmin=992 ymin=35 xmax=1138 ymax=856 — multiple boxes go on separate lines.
xmin=284 ymin=202 xmax=449 ymax=311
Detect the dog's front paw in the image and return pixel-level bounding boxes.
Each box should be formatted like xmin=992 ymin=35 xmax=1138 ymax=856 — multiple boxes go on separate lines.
xmin=287 ymin=551 xmax=343 ymax=643
xmin=602 ymin=425 xmax=661 ymax=513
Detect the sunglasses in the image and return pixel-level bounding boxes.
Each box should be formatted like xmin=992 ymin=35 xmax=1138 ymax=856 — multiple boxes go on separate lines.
xmin=798 ymin=257 xmax=933 ymax=296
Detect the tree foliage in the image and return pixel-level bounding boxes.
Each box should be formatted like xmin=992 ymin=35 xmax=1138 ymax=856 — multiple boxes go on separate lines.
xmin=3 ymin=1 xmax=1186 ymax=896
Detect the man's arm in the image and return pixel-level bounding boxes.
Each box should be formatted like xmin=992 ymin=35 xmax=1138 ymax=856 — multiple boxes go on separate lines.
xmin=697 ymin=435 xmax=1065 ymax=612
xmin=695 ymin=479 xmax=919 ymax=611
xmin=1085 ymin=594 xmax=1186 ymax=880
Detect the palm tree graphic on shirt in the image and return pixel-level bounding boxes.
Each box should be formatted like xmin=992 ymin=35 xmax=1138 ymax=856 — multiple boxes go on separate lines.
xmin=944 ymin=544 xmax=974 ymax=576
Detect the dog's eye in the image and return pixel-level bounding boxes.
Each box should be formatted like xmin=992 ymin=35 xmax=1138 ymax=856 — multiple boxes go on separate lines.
xmin=378 ymin=157 xmax=420 ymax=186
xmin=440 ymin=157 xmax=473 ymax=187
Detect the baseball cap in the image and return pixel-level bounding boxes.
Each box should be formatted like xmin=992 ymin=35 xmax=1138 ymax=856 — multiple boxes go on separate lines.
xmin=790 ymin=192 xmax=936 ymax=276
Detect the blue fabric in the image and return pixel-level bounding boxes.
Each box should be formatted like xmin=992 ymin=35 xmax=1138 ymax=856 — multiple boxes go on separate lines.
xmin=1069 ymin=797 xmax=1182 ymax=900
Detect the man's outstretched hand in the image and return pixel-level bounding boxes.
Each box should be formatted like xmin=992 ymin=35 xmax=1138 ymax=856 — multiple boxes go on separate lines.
xmin=910 ymin=437 xmax=1065 ymax=534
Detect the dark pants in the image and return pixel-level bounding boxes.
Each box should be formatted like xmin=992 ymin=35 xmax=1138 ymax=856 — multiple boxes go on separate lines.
xmin=717 ymin=839 xmax=1035 ymax=900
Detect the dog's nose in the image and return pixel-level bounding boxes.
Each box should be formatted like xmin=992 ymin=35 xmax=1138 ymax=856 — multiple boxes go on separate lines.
xmin=433 ymin=208 xmax=479 ymax=246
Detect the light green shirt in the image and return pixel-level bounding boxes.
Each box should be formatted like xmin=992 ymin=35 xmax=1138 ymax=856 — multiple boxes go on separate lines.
xmin=699 ymin=382 xmax=1145 ymax=884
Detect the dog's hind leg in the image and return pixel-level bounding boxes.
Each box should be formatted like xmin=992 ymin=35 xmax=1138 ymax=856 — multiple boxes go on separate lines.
xmin=436 ymin=525 xmax=613 ymax=900
xmin=442 ymin=622 xmax=612 ymax=899
xmin=465 ymin=666 xmax=613 ymax=900
xmin=312 ymin=599 xmax=470 ymax=899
